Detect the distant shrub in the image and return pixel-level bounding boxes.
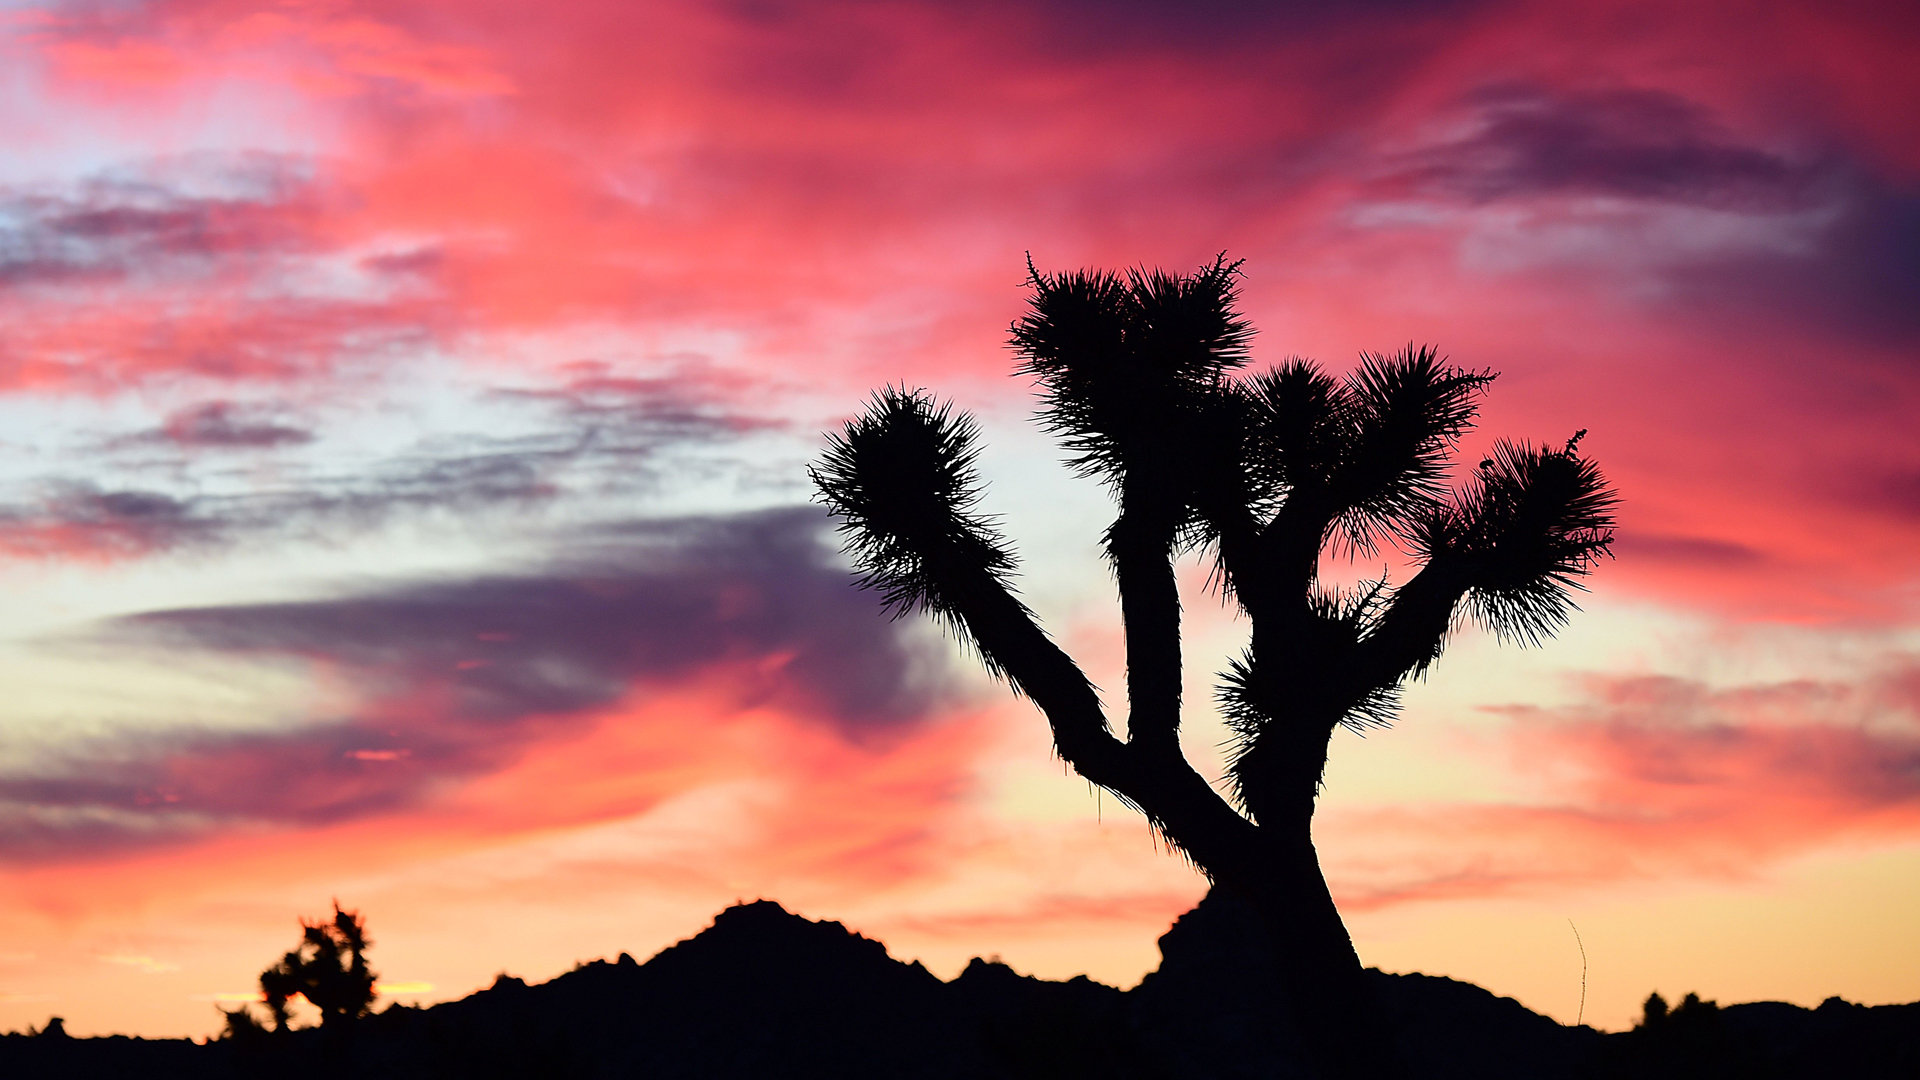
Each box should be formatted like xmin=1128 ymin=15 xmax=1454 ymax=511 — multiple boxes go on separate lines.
xmin=227 ymin=903 xmax=378 ymax=1033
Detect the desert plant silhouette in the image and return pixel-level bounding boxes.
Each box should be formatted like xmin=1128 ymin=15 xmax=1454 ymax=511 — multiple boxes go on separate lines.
xmin=810 ymin=256 xmax=1615 ymax=1079
xmin=229 ymin=903 xmax=378 ymax=1035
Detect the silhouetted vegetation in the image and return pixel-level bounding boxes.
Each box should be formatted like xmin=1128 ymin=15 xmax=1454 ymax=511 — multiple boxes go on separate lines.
xmin=224 ymin=903 xmax=377 ymax=1039
xmin=810 ymin=257 xmax=1616 ymax=1078
xmin=5 ymin=895 xmax=1915 ymax=1079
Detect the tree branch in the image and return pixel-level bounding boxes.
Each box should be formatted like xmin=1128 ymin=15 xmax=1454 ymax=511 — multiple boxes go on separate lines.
xmin=1353 ymin=555 xmax=1468 ymax=687
xmin=1110 ymin=493 xmax=1184 ymax=759
xmin=941 ymin=550 xmax=1263 ymax=870
xmin=937 ymin=556 xmax=1129 ymax=778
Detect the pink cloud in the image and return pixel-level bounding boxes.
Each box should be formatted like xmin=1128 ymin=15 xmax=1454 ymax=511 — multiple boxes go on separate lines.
xmin=44 ymin=37 xmax=193 ymax=87
xmin=1321 ymin=666 xmax=1920 ymax=910
xmin=3 ymin=0 xmax=1909 ymax=625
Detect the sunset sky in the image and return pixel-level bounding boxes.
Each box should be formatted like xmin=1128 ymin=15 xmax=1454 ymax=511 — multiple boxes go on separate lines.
xmin=1 ymin=0 xmax=1916 ymax=1039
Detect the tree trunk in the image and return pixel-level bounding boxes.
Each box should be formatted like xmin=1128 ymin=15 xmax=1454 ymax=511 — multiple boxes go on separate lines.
xmin=1093 ymin=726 xmax=1401 ymax=1077
xmin=1213 ymin=825 xmax=1402 ymax=1079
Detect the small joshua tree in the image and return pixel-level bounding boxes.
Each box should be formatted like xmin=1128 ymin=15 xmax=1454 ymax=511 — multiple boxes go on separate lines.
xmin=811 ymin=258 xmax=1615 ymax=1078
xmin=231 ymin=903 xmax=378 ymax=1034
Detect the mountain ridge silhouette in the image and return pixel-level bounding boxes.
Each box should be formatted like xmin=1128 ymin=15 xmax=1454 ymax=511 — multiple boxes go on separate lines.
xmin=5 ymin=890 xmax=1915 ymax=1078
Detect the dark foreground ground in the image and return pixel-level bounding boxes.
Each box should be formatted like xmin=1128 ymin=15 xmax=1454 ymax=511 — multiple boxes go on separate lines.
xmin=5 ymin=890 xmax=1915 ymax=1079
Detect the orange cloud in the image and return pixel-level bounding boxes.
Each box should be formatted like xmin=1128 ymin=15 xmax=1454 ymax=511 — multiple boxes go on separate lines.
xmin=0 ymin=669 xmax=993 ymax=936
xmin=98 ymin=954 xmax=180 ymax=974
xmin=1321 ymin=667 xmax=1920 ymax=910
xmin=3 ymin=0 xmax=1912 ymax=626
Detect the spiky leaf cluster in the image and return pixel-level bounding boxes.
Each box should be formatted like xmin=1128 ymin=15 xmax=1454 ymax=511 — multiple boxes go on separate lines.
xmin=1223 ymin=347 xmax=1494 ymax=556
xmin=808 ymin=387 xmax=1018 ymax=638
xmin=1418 ymin=438 xmax=1618 ymax=645
xmin=1012 ymin=256 xmax=1253 ymax=502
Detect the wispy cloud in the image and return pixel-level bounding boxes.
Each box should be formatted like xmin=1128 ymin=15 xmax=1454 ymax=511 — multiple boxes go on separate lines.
xmin=0 ymin=483 xmax=214 ymax=560
xmin=0 ymin=155 xmax=320 ymax=288
xmin=1392 ymin=83 xmax=1820 ymax=209
xmin=1373 ymin=82 xmax=1920 ymax=346
xmin=1323 ymin=665 xmax=1920 ymax=909
xmin=0 ymin=153 xmax=449 ymax=389
xmin=143 ymin=402 xmax=316 ymax=450
xmin=0 ymin=507 xmax=968 ymax=861
xmin=0 ymin=364 xmax=778 ymax=562
xmin=98 ymin=954 xmax=180 ymax=974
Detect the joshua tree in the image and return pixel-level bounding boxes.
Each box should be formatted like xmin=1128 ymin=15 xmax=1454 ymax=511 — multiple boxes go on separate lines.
xmin=810 ymin=258 xmax=1615 ymax=1078
xmin=250 ymin=903 xmax=378 ymax=1032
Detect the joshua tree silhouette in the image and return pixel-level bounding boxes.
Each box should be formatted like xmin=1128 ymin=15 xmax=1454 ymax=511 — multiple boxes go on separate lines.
xmin=811 ymin=257 xmax=1615 ymax=1079
xmin=251 ymin=903 xmax=378 ymax=1032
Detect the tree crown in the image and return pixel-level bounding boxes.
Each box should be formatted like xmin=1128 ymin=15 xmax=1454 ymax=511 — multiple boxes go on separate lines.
xmin=812 ymin=258 xmax=1615 ymax=832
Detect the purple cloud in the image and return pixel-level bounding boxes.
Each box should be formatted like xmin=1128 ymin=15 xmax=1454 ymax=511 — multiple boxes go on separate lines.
xmin=0 ymin=156 xmax=318 ymax=290
xmin=0 ymin=364 xmax=779 ymax=560
xmin=152 ymin=402 xmax=314 ymax=449
xmin=1401 ymin=84 xmax=1816 ymax=209
xmin=1391 ymin=84 xmax=1920 ymax=344
xmin=0 ymin=507 xmax=964 ymax=861
xmin=1612 ymin=532 xmax=1766 ymax=569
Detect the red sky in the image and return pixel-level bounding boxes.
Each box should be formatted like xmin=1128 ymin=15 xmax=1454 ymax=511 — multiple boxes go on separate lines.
xmin=0 ymin=0 xmax=1916 ymax=1037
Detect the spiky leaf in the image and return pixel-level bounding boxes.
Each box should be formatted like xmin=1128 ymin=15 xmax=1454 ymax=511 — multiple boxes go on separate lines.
xmin=809 ymin=387 xmax=1018 ymax=641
